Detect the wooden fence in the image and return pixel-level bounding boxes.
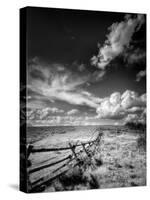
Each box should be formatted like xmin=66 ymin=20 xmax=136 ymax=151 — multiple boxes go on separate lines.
xmin=27 ymin=132 xmax=103 ymax=192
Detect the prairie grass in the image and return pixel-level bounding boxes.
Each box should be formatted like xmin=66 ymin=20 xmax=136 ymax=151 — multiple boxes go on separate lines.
xmin=137 ymin=131 xmax=146 ymax=150
xmin=32 ymin=126 xmax=146 ymax=192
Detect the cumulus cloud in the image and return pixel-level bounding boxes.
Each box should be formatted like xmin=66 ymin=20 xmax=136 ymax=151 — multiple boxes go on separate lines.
xmin=27 ymin=59 xmax=146 ymax=126
xmin=27 ymin=89 xmax=146 ymax=126
xmin=96 ymin=93 xmax=125 ymax=119
xmin=136 ymin=70 xmax=146 ymax=82
xmin=121 ymin=90 xmax=146 ymax=109
xmin=28 ymin=90 xmax=146 ymax=123
xmin=124 ymin=107 xmax=146 ymax=124
xmin=124 ymin=114 xmax=139 ymax=123
xmin=96 ymin=90 xmax=146 ymax=120
xmin=28 ymin=115 xmax=101 ymax=126
xmin=67 ymin=109 xmax=79 ymax=115
xmin=91 ymin=14 xmax=145 ymax=69
xmin=27 ymin=107 xmax=64 ymax=120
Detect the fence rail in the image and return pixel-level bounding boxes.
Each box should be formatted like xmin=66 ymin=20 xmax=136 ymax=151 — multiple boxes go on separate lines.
xmin=29 ymin=155 xmax=72 ymax=174
xmin=27 ymin=132 xmax=103 ymax=192
xmin=29 ymin=137 xmax=98 ymax=153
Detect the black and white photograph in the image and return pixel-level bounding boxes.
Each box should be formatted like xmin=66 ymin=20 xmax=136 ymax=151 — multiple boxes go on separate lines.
xmin=20 ymin=7 xmax=146 ymax=193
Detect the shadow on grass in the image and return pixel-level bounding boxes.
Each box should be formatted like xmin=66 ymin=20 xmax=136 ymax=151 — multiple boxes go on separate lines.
xmin=57 ymin=154 xmax=103 ymax=191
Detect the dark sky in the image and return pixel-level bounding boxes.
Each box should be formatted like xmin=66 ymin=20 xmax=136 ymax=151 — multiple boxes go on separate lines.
xmin=26 ymin=7 xmax=146 ymax=126
xmin=27 ymin=7 xmax=126 ymax=63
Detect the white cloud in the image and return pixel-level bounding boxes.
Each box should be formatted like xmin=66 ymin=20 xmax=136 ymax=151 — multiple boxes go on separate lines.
xmin=92 ymin=70 xmax=106 ymax=81
xmin=42 ymin=89 xmax=99 ymax=108
xmin=124 ymin=107 xmax=146 ymax=124
xmin=136 ymin=70 xmax=146 ymax=82
xmin=124 ymin=114 xmax=139 ymax=123
xmin=110 ymin=92 xmax=121 ymax=105
xmin=96 ymin=98 xmax=125 ymax=119
xmin=28 ymin=60 xmax=101 ymax=109
xmin=34 ymin=115 xmax=106 ymax=126
xmin=125 ymin=48 xmax=146 ymax=65
xmin=96 ymin=90 xmax=146 ymax=120
xmin=44 ymin=107 xmax=64 ymax=113
xmin=121 ymin=90 xmax=146 ymax=109
xmin=29 ymin=115 xmax=94 ymax=126
xmin=114 ymin=122 xmax=119 ymax=126
xmin=27 ymin=107 xmax=64 ymax=120
xmin=91 ymin=14 xmax=145 ymax=69
xmin=27 ymin=89 xmax=146 ymax=126
xmin=67 ymin=109 xmax=79 ymax=115
xmin=27 ymin=59 xmax=146 ymax=125
xmin=78 ymin=64 xmax=85 ymax=72
xmin=127 ymin=106 xmax=144 ymax=113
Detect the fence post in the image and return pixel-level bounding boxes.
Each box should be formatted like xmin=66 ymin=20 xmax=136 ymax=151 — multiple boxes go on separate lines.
xmin=69 ymin=143 xmax=79 ymax=161
xmin=82 ymin=143 xmax=90 ymax=157
xmin=27 ymin=144 xmax=34 ymax=158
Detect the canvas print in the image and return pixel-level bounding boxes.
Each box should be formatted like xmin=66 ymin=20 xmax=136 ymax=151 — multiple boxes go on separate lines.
xmin=20 ymin=7 xmax=146 ymax=193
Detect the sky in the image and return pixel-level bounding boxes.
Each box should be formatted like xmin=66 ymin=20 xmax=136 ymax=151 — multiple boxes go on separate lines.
xmin=26 ymin=7 xmax=146 ymax=126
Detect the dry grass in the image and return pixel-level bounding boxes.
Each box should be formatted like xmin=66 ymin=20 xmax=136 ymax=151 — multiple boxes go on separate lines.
xmin=47 ymin=129 xmax=146 ymax=191
xmin=137 ymin=131 xmax=146 ymax=151
xmin=32 ymin=127 xmax=146 ymax=192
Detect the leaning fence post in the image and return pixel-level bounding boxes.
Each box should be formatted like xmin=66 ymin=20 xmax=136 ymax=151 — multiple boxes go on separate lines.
xmin=82 ymin=143 xmax=90 ymax=157
xmin=27 ymin=144 xmax=34 ymax=158
xmin=69 ymin=143 xmax=78 ymax=161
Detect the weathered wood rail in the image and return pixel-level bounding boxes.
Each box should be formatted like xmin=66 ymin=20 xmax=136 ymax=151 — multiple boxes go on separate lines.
xmin=27 ymin=132 xmax=103 ymax=192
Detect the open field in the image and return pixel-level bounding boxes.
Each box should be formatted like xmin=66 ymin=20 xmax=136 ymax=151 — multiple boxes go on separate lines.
xmin=27 ymin=125 xmax=146 ymax=192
